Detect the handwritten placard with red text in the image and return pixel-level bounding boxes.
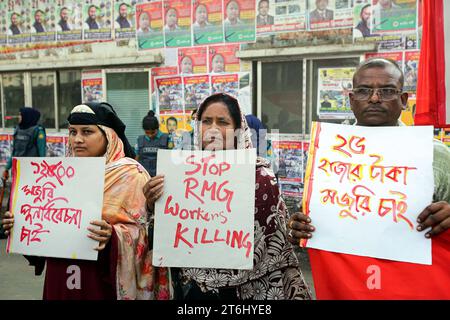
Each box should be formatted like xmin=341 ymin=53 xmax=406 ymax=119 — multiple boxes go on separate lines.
xmin=302 ymin=122 xmax=434 ymax=265
xmin=153 ymin=149 xmax=256 ymax=269
xmin=6 ymin=157 xmax=105 ymax=261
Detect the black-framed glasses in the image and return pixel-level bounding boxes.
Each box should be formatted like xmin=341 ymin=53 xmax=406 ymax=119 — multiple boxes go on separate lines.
xmin=351 ymin=87 xmax=403 ymax=101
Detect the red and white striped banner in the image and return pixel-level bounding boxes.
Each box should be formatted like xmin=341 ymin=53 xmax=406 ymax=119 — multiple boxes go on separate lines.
xmin=415 ymin=0 xmax=450 ymax=127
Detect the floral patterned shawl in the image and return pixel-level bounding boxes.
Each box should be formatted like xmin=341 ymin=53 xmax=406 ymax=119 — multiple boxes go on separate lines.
xmin=68 ymin=125 xmax=170 ymax=300
xmin=180 ymin=101 xmax=312 ymax=300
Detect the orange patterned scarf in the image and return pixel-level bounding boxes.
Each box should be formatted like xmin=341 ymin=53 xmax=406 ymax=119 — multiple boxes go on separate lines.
xmin=68 ymin=125 xmax=170 ymax=299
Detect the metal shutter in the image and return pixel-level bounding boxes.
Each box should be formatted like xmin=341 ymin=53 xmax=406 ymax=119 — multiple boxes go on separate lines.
xmin=106 ymin=73 xmax=150 ymax=149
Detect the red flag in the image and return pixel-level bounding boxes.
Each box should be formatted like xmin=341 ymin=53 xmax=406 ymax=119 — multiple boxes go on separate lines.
xmin=308 ymin=231 xmax=450 ymax=299
xmin=415 ymin=0 xmax=449 ymax=127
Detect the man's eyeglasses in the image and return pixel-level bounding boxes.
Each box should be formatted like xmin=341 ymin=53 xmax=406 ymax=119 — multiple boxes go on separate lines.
xmin=351 ymin=87 xmax=403 ymax=101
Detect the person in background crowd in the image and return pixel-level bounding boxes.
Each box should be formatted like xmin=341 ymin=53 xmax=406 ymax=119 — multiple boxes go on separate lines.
xmin=2 ymin=107 xmax=46 ymax=182
xmin=144 ymin=93 xmax=312 ymax=300
xmin=1 ymin=103 xmax=170 ymax=300
xmin=245 ymin=114 xmax=267 ymax=157
xmin=0 ymin=107 xmax=46 ymax=238
xmin=136 ymin=110 xmax=169 ymax=177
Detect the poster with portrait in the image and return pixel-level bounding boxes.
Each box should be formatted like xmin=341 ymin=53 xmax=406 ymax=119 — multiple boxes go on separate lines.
xmin=192 ymin=0 xmax=224 ymax=45
xmin=404 ymin=50 xmax=420 ymax=94
xmin=150 ymin=66 xmax=178 ymax=92
xmin=7 ymin=1 xmax=31 ymax=45
xmin=83 ymin=0 xmax=113 ymax=41
xmin=183 ymin=75 xmax=211 ymax=112
xmin=46 ymin=135 xmax=66 ymax=157
xmin=371 ymin=0 xmax=417 ymax=35
xmin=159 ymin=114 xmax=190 ymax=134
xmin=150 ymin=66 xmax=178 ymax=112
xmin=211 ymin=73 xmax=239 ymax=97
xmin=136 ymin=1 xmax=164 ymax=50
xmin=30 ymin=0 xmax=56 ymax=43
xmin=317 ymin=67 xmax=355 ymax=119
xmin=178 ymin=46 xmax=208 ymax=74
xmin=275 ymin=136 xmax=304 ymax=210
xmin=352 ymin=0 xmax=380 ymax=42
xmin=0 ymin=134 xmax=12 ymax=165
xmin=163 ymin=0 xmax=192 ymax=48
xmin=223 ymin=0 xmax=256 ymax=43
xmin=81 ymin=70 xmax=104 ymax=103
xmin=257 ymin=0 xmax=307 ymax=35
xmin=56 ymin=1 xmax=83 ymax=41
xmin=0 ymin=2 xmax=8 ymax=45
xmin=308 ymin=0 xmax=353 ymax=31
xmin=114 ymin=0 xmax=135 ymax=39
xmin=208 ymin=44 xmax=240 ymax=73
xmin=156 ymin=76 xmax=184 ymax=114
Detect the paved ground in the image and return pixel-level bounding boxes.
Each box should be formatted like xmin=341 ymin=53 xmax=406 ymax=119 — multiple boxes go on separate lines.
xmin=0 ymin=238 xmax=315 ymax=300
xmin=297 ymin=248 xmax=316 ymax=299
xmin=0 ymin=239 xmax=45 ymax=300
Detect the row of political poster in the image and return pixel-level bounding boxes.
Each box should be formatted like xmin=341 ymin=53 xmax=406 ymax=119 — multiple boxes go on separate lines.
xmin=0 ymin=0 xmax=258 ymax=46
xmin=154 ymin=72 xmax=251 ymax=115
xmin=0 ymin=133 xmax=67 ymax=165
xmin=0 ymin=1 xmax=420 ymax=50
xmin=136 ymin=0 xmax=257 ymax=49
xmin=177 ymin=44 xmax=241 ymax=74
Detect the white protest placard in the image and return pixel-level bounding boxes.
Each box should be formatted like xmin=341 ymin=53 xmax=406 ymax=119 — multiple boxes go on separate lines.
xmin=153 ymin=149 xmax=256 ymax=269
xmin=6 ymin=157 xmax=105 ymax=261
xmin=302 ymin=122 xmax=434 ymax=265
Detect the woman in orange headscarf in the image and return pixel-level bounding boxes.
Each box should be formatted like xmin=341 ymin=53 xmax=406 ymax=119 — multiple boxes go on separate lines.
xmin=2 ymin=102 xmax=170 ymax=300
